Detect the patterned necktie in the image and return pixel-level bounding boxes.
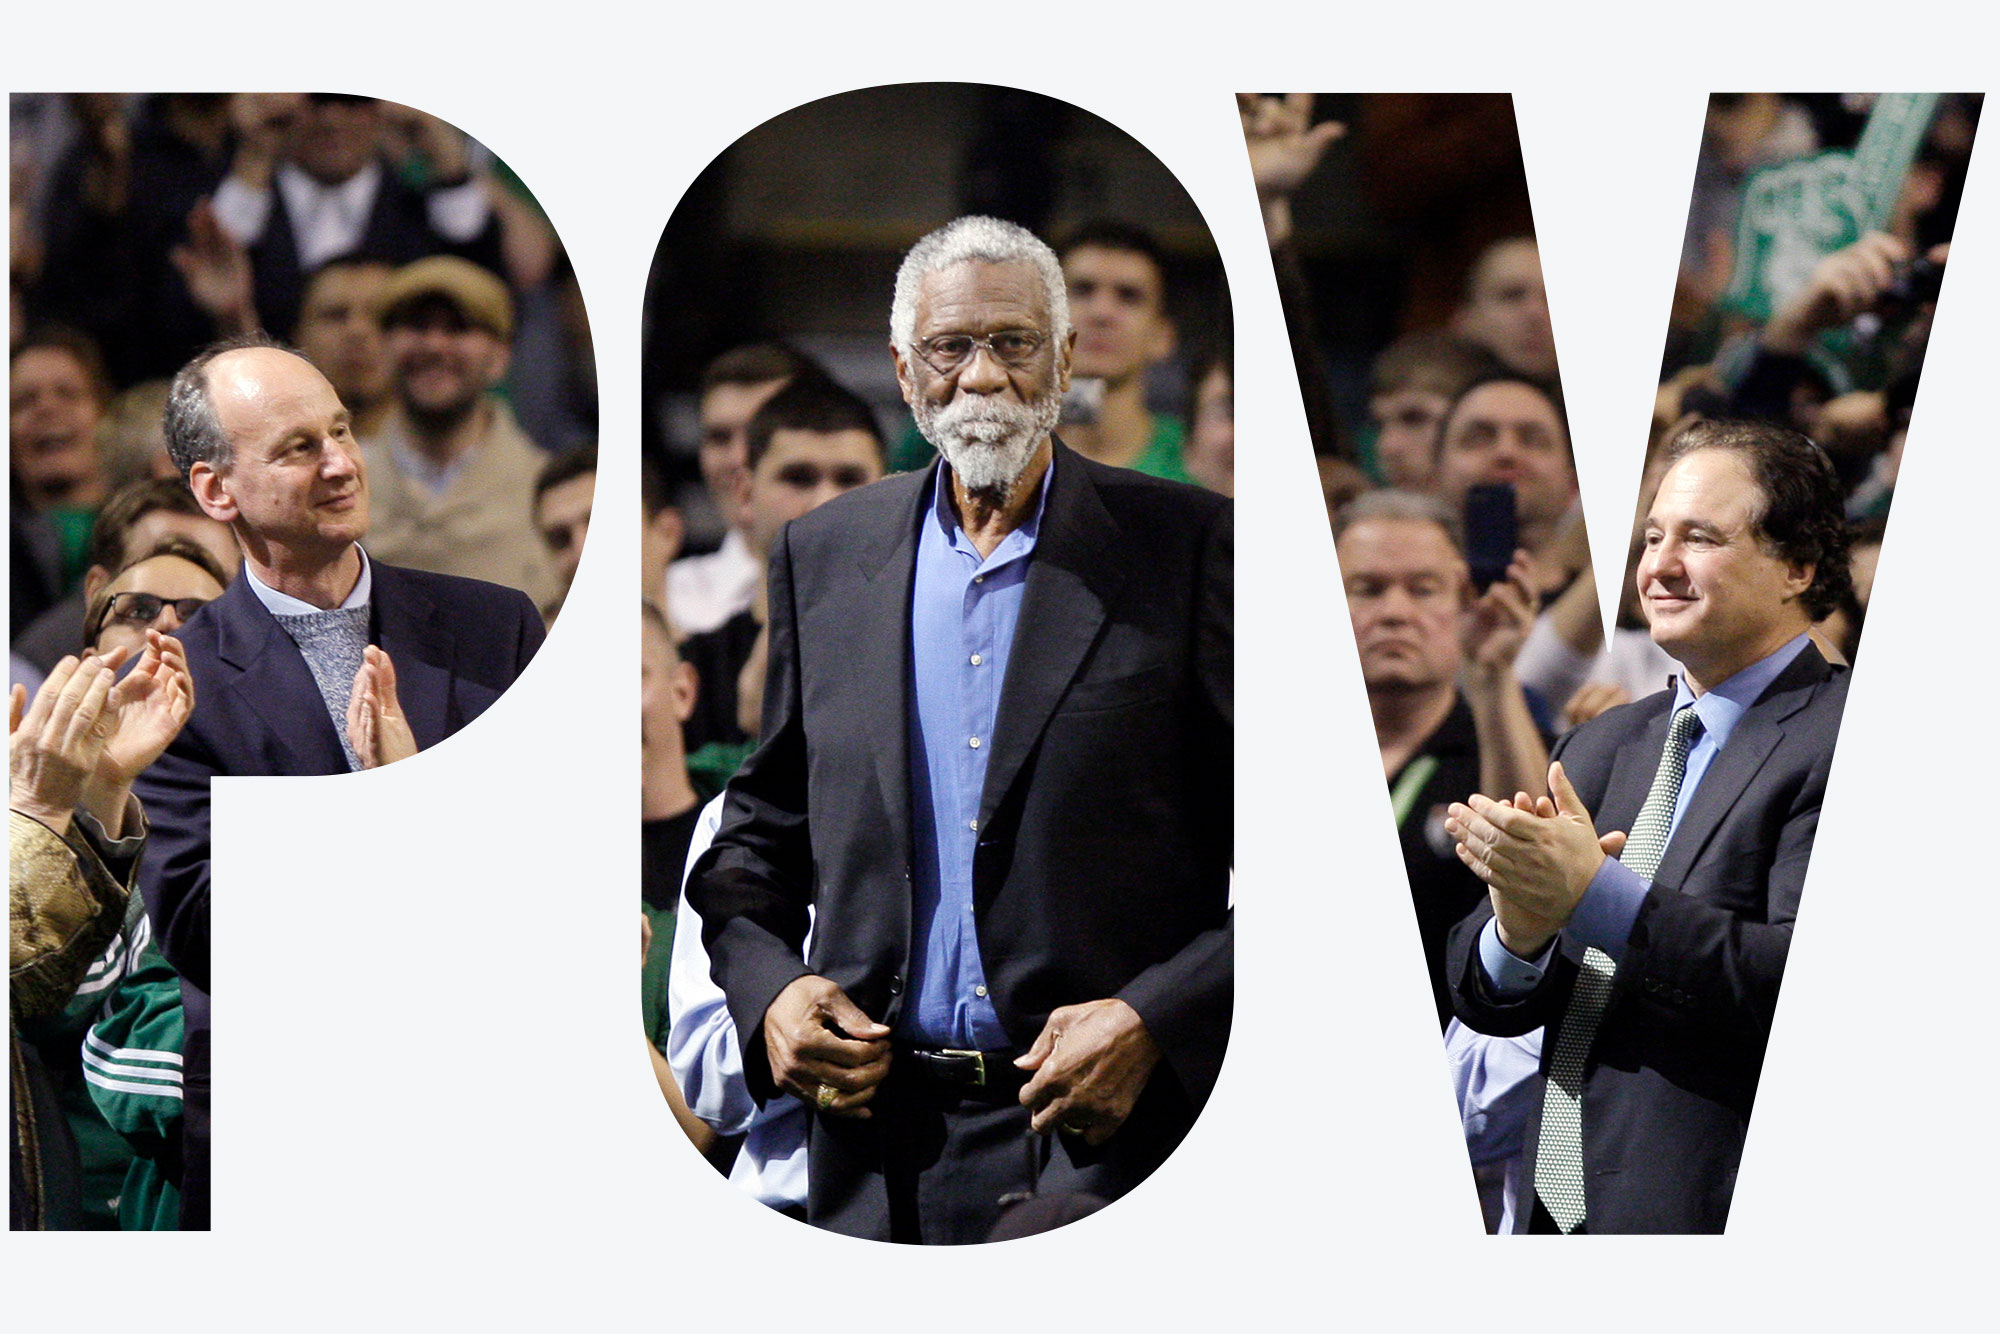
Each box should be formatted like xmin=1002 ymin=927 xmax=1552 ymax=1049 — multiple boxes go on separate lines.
xmin=1534 ymin=702 xmax=1702 ymax=1233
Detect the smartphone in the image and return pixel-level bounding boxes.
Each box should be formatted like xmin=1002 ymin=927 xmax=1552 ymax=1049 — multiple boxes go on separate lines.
xmin=1464 ymin=483 xmax=1517 ymax=592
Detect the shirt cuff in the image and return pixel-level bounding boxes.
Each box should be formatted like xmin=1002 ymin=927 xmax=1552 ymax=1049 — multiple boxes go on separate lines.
xmin=73 ymin=797 xmax=148 ymax=877
xmin=1564 ymin=857 xmax=1650 ymax=961
xmin=210 ymin=175 xmax=271 ymax=246
xmin=1478 ymin=917 xmax=1554 ymax=998
xmin=426 ymin=176 xmax=491 ymax=243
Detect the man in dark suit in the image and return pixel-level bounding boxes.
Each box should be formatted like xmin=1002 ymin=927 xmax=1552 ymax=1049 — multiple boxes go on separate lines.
xmin=1445 ymin=418 xmax=1851 ymax=1233
xmin=687 ymin=216 xmax=1231 ymax=1244
xmin=135 ymin=335 xmax=543 ymax=1228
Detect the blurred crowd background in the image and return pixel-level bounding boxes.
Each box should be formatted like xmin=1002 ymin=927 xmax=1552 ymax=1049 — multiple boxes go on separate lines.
xmin=9 ymin=91 xmax=597 ymax=1229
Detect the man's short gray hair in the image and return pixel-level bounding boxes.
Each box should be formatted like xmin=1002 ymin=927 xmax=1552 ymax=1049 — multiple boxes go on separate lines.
xmin=162 ymin=331 xmax=299 ymax=483
xmin=890 ymin=216 xmax=1071 ymax=354
xmin=1332 ymin=488 xmax=1464 ymax=553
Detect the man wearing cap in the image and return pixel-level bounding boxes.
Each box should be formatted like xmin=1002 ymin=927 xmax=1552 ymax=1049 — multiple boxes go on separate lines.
xmin=359 ymin=256 xmax=564 ymax=616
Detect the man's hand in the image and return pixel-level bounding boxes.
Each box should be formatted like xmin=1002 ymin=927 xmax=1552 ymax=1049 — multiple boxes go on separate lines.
xmin=1446 ymin=762 xmax=1619 ymax=957
xmin=1763 ymin=231 xmax=1911 ymax=354
xmin=762 ymin=975 xmax=892 ymax=1118
xmin=1561 ymin=681 xmax=1631 ymax=731
xmin=9 ymin=653 xmax=121 ymax=835
xmin=171 ymin=199 xmax=258 ymax=334
xmin=346 ymin=646 xmax=418 ymax=769
xmin=1236 ymin=93 xmax=1345 ymax=246
xmin=226 ymin=93 xmax=303 ymax=189
xmin=83 ymin=631 xmax=196 ymax=837
xmin=1460 ymin=549 xmax=1537 ymax=690
xmin=380 ymin=102 xmax=471 ymax=183
xmin=1014 ymin=998 xmax=1161 ymax=1146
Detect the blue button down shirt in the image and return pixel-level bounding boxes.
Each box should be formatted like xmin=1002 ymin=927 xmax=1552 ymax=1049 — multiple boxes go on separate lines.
xmin=899 ymin=459 xmax=1052 ymax=1047
xmin=1480 ymin=633 xmax=1812 ymax=992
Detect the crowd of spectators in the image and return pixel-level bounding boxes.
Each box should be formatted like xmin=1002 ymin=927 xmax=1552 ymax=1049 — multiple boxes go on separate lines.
xmin=1243 ymin=91 xmax=1972 ymax=1230
xmin=9 ymin=92 xmax=596 ymax=1229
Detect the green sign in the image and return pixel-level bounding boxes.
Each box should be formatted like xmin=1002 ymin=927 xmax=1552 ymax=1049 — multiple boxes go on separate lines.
xmin=1722 ymin=93 xmax=1939 ymax=322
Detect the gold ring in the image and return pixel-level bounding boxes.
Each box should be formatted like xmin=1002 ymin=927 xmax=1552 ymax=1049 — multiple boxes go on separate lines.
xmin=815 ymin=1083 xmax=837 ymax=1110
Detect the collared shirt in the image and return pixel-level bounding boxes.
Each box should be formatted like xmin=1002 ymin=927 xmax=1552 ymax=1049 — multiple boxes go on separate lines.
xmin=668 ymin=795 xmax=809 ymax=1211
xmin=211 ymin=160 xmax=489 ymax=270
xmin=899 ymin=457 xmax=1053 ymax=1048
xmin=1480 ymin=633 xmax=1812 ymax=993
xmin=243 ymin=545 xmax=373 ymax=615
xmin=663 ymin=529 xmax=761 ymax=637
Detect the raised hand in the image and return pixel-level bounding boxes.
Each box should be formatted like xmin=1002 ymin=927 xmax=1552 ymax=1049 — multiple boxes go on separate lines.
xmin=1237 ymin=93 xmax=1345 ymax=246
xmin=9 ymin=654 xmax=121 ymax=835
xmin=1446 ymin=761 xmax=1615 ymax=957
xmin=171 ymin=197 xmax=258 ymax=334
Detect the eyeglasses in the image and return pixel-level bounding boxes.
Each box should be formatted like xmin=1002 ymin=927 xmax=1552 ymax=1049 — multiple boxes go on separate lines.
xmin=106 ymin=592 xmax=210 ymax=626
xmin=914 ymin=330 xmax=1049 ymax=376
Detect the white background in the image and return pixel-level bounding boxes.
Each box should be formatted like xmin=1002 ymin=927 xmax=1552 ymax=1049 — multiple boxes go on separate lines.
xmin=6 ymin=3 xmax=1993 ymax=1327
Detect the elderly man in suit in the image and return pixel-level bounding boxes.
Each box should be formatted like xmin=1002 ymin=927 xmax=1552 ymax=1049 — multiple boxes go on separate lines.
xmin=687 ymin=216 xmax=1231 ymax=1245
xmin=1445 ymin=417 xmax=1851 ymax=1233
xmin=135 ymin=335 xmax=543 ymax=1228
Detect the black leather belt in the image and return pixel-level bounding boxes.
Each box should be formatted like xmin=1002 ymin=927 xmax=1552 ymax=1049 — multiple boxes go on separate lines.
xmin=900 ymin=1045 xmax=1026 ymax=1094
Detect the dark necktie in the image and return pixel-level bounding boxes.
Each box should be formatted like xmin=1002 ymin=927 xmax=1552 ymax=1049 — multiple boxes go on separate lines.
xmin=1533 ymin=703 xmax=1702 ymax=1233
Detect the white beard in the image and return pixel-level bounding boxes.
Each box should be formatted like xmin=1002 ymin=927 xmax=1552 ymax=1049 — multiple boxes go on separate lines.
xmin=914 ymin=390 xmax=1059 ymax=504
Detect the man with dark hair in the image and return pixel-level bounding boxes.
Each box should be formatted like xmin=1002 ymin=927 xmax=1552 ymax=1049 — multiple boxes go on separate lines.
xmin=1452 ymin=236 xmax=1558 ymax=382
xmin=533 ymin=442 xmax=596 ymax=618
xmin=678 ymin=377 xmax=886 ymax=754
xmin=291 ymin=256 xmax=394 ymax=439
xmin=1367 ymin=332 xmax=1503 ymax=492
xmin=11 ymin=327 xmax=117 ymax=632
xmin=1433 ymin=371 xmax=1578 ymax=562
xmin=689 ymin=215 xmax=1231 ymax=1244
xmin=666 ymin=342 xmax=822 ymax=635
xmin=359 ymin=256 xmax=562 ymax=613
xmin=1445 ymin=417 xmax=1851 ymax=1233
xmin=136 ymin=332 xmax=544 ymax=1227
xmin=13 ymin=478 xmax=239 ymax=674
xmin=1053 ymin=221 xmax=1189 ymax=482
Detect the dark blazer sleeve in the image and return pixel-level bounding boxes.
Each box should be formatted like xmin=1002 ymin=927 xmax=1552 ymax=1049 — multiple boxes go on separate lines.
xmin=685 ymin=524 xmax=814 ymax=1101
xmin=1614 ymin=720 xmax=1831 ymax=1060
xmin=133 ymin=720 xmax=221 ymax=996
xmin=1115 ymin=500 xmax=1233 ymax=1106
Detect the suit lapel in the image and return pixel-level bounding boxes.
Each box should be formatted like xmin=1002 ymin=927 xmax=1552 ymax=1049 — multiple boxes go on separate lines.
xmin=978 ymin=443 xmax=1127 ymax=830
xmin=1597 ymin=706 xmax=1673 ymax=835
xmin=1652 ymin=647 xmax=1830 ymax=888
xmin=210 ymin=576 xmax=348 ymax=774
xmin=370 ymin=563 xmax=457 ymax=750
xmin=849 ymin=473 xmax=926 ymax=872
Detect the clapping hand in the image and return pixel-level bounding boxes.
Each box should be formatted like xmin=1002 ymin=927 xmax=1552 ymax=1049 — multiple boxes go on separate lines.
xmin=346 ymin=645 xmax=418 ymax=769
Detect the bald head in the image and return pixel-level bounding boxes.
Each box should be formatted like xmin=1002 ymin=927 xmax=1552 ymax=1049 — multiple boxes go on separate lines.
xmin=169 ymin=341 xmax=370 ymax=559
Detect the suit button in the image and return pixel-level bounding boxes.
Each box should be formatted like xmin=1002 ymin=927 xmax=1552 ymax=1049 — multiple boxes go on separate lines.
xmin=888 ymin=974 xmax=903 ymax=995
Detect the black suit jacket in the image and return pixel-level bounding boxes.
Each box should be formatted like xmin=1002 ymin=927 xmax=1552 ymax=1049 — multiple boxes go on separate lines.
xmin=250 ymin=159 xmax=506 ymax=342
xmin=689 ymin=443 xmax=1233 ymax=1145
xmin=134 ymin=557 xmax=543 ymax=1024
xmin=1448 ymin=643 xmax=1848 ymax=1232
